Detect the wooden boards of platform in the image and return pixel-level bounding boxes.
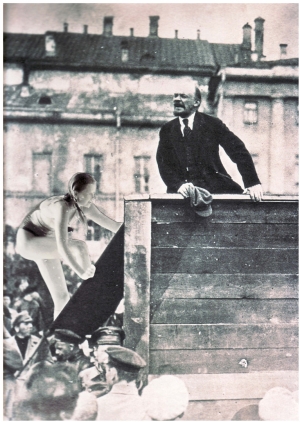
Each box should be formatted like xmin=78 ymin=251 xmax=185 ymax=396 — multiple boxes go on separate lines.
xmin=123 ymin=196 xmax=298 ymax=420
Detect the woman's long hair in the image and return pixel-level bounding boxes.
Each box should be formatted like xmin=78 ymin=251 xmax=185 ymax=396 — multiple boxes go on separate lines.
xmin=64 ymin=172 xmax=96 ymax=231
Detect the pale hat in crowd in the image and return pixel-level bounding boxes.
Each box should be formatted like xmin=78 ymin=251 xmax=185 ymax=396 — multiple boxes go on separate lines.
xmin=258 ymin=387 xmax=299 ymax=421
xmin=142 ymin=375 xmax=189 ymax=420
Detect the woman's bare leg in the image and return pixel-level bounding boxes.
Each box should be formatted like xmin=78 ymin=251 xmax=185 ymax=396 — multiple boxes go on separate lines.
xmin=35 ymin=259 xmax=70 ymax=320
xmin=16 ymin=229 xmax=92 ymax=272
xmin=16 ymin=229 xmax=93 ymax=319
xmin=68 ymin=240 xmax=92 ymax=271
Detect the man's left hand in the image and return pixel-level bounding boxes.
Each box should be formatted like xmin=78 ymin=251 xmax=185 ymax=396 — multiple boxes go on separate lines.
xmin=245 ymin=184 xmax=263 ymax=202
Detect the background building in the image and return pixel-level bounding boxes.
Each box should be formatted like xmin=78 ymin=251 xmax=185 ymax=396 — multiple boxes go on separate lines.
xmin=3 ymin=15 xmax=298 ymax=279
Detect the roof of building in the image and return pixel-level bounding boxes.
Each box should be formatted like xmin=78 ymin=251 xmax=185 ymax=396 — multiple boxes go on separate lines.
xmin=4 ymin=31 xmax=238 ymax=74
xmin=229 ymin=57 xmax=299 ymax=69
xmin=210 ymin=43 xmax=241 ymax=67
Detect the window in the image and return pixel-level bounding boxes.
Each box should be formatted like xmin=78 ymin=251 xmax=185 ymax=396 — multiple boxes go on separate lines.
xmin=134 ymin=156 xmax=150 ymax=193
xmin=121 ymin=40 xmax=129 ymax=63
xmin=32 ymin=152 xmax=52 ymax=193
xmin=121 ymin=48 xmax=129 ymax=63
xmin=244 ymin=102 xmax=258 ymax=124
xmin=87 ymin=220 xmax=101 ymax=241
xmin=38 ymin=95 xmax=52 ymax=105
xmin=84 ymin=154 xmax=103 ymax=192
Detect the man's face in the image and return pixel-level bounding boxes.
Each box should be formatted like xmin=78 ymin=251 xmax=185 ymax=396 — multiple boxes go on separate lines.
xmin=55 ymin=341 xmax=74 ymax=361
xmin=103 ymin=362 xmax=118 ymax=387
xmin=3 ymin=296 xmax=11 ymax=307
xmin=93 ymin=345 xmax=109 ymax=369
xmin=19 ymin=279 xmax=29 ymax=291
xmin=16 ymin=321 xmax=33 ymax=338
xmin=23 ymin=293 xmax=33 ymax=302
xmin=173 ymin=89 xmax=200 ymax=117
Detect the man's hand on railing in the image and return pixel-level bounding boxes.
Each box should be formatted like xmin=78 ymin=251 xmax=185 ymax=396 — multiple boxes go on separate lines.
xmin=245 ymin=184 xmax=263 ymax=202
xmin=177 ymin=183 xmax=194 ymax=198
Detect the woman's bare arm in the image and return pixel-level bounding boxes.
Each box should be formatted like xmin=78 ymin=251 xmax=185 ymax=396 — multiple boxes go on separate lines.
xmin=83 ymin=203 xmax=122 ymax=233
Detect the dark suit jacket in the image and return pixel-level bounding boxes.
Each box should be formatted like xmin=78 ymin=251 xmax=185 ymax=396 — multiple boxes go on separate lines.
xmin=3 ymin=335 xmax=53 ymax=380
xmin=156 ymin=112 xmax=260 ymax=193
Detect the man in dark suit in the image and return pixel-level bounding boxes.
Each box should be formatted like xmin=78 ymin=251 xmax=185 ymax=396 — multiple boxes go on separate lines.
xmin=3 ymin=311 xmax=52 ymax=419
xmin=156 ymin=85 xmax=263 ymax=201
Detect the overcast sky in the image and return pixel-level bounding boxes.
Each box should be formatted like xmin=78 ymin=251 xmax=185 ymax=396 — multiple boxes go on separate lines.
xmin=3 ymin=2 xmax=299 ymax=60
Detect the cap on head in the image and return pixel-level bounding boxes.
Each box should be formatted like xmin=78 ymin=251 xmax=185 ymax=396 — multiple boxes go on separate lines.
xmin=258 ymin=387 xmax=299 ymax=421
xmin=142 ymin=375 xmax=189 ymax=420
xmin=105 ymin=346 xmax=146 ymax=373
xmin=12 ymin=311 xmax=33 ymax=328
xmin=90 ymin=326 xmax=125 ymax=346
xmin=54 ymin=329 xmax=83 ymax=345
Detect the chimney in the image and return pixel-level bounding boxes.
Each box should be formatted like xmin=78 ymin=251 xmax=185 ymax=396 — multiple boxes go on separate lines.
xmin=241 ymin=23 xmax=252 ymax=61
xmin=83 ymin=25 xmax=88 ymax=34
xmin=197 ymin=29 xmax=200 ymax=40
xmin=63 ymin=22 xmax=68 ymax=33
xmin=149 ymin=16 xmax=159 ymax=37
xmin=254 ymin=17 xmax=265 ymax=60
xmin=175 ymin=30 xmax=178 ymax=39
xmin=103 ymin=16 xmax=113 ymax=36
xmin=280 ymin=43 xmax=287 ymax=59
xmin=45 ymin=34 xmax=56 ymax=57
xmin=130 ymin=28 xmax=134 ymax=37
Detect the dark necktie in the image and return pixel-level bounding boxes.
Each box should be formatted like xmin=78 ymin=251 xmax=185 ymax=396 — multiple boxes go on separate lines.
xmin=182 ymin=118 xmax=194 ymax=174
xmin=183 ymin=118 xmax=192 ymax=138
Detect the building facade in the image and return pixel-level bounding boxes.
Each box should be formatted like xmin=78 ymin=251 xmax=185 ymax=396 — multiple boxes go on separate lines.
xmin=4 ymin=16 xmax=298 ymax=260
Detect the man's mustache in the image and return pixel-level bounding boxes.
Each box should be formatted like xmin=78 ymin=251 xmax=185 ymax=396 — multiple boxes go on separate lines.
xmin=173 ymin=101 xmax=185 ymax=108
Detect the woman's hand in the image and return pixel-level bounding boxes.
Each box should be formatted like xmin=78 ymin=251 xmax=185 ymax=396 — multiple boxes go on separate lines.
xmin=81 ymin=264 xmax=96 ymax=280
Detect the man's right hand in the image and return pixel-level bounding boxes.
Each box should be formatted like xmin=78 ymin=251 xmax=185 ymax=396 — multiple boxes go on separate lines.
xmin=177 ymin=183 xmax=194 ymax=198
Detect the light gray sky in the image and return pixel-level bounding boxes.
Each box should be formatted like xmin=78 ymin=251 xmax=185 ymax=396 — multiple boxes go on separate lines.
xmin=3 ymin=2 xmax=299 ymax=60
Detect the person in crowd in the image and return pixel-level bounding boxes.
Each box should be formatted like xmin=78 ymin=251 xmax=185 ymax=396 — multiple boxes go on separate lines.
xmin=3 ymin=291 xmax=18 ymax=321
xmin=231 ymin=386 xmax=298 ymax=420
xmin=142 ymin=375 xmax=189 ymax=420
xmin=13 ymin=285 xmax=45 ymax=335
xmin=53 ymin=329 xmax=92 ymax=376
xmin=258 ymin=386 xmax=298 ymax=421
xmin=12 ymin=278 xmax=29 ymax=308
xmin=16 ymin=172 xmax=121 ymax=320
xmin=156 ymin=84 xmax=263 ymax=202
xmin=79 ymin=325 xmax=125 ymax=398
xmin=3 ymin=311 xmax=53 ymax=419
xmin=96 ymin=346 xmax=147 ymax=420
xmin=4 ymin=300 xmax=13 ymax=335
xmin=12 ymin=362 xmax=85 ymax=420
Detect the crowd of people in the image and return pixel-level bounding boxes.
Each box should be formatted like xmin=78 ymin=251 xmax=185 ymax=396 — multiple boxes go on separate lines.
xmin=4 ymin=305 xmax=299 ymax=421
xmin=3 ymin=310 xmax=190 ymax=421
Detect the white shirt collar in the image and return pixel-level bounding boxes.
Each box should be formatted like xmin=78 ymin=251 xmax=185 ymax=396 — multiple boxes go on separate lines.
xmin=179 ymin=112 xmax=196 ymax=135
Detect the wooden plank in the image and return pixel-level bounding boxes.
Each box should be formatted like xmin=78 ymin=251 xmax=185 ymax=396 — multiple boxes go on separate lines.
xmin=150 ymin=274 xmax=298 ymax=299
xmin=123 ymin=200 xmax=151 ymax=374
xmin=148 ymin=371 xmax=299 ymax=400
xmin=150 ymin=324 xmax=298 ymax=350
xmin=152 ymin=201 xmax=298 ymax=224
xmin=152 ymin=223 xmax=298 ymax=248
xmin=151 ymin=247 xmax=298 ymax=274
xmin=149 ymin=348 xmax=299 ymax=374
xmin=182 ymin=399 xmax=260 ymax=421
xmin=151 ymin=299 xmax=298 ymax=324
xmin=150 ymin=194 xmax=298 ymax=202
